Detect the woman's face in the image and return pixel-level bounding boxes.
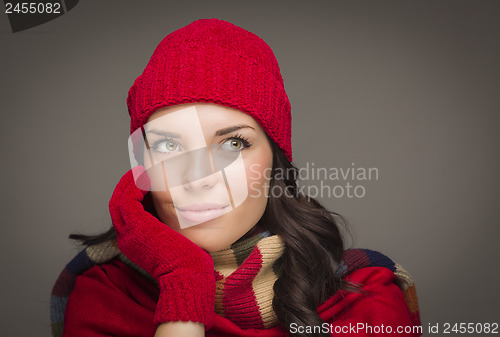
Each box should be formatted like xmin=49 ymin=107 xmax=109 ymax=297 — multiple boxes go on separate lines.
xmin=142 ymin=102 xmax=273 ymax=252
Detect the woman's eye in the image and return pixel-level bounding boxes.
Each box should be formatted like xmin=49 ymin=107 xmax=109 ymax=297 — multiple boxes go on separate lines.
xmin=220 ymin=139 xmax=244 ymax=152
xmin=154 ymin=140 xmax=180 ymax=153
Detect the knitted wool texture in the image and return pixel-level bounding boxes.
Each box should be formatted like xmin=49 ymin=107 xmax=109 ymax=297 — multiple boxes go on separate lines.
xmin=127 ymin=18 xmax=292 ymax=162
xmin=209 ymin=228 xmax=284 ymax=329
xmin=50 ymin=230 xmax=421 ymax=336
xmin=106 ymin=166 xmax=218 ymax=329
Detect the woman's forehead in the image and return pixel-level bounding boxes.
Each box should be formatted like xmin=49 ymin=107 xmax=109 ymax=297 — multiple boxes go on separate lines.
xmin=145 ymin=103 xmax=260 ymax=134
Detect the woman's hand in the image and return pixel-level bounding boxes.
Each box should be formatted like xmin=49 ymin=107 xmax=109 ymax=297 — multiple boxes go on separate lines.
xmin=154 ymin=321 xmax=205 ymax=337
xmin=109 ymin=166 xmax=216 ymax=330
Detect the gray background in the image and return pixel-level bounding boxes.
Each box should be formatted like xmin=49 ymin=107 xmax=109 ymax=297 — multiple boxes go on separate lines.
xmin=1 ymin=1 xmax=499 ymax=336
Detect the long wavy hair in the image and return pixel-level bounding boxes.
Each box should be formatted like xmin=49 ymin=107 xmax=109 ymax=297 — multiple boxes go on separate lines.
xmin=70 ymin=135 xmax=355 ymax=337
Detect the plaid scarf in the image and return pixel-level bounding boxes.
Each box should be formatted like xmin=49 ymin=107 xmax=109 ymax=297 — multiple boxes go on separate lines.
xmin=50 ymin=229 xmax=421 ymax=336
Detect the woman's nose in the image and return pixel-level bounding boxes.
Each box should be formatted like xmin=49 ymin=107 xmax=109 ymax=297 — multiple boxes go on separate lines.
xmin=181 ymin=147 xmax=218 ymax=191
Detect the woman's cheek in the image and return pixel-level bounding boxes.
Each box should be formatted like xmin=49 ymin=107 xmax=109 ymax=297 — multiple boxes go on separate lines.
xmin=146 ymin=164 xmax=171 ymax=193
xmin=150 ymin=189 xmax=181 ymax=230
xmin=245 ymin=156 xmax=272 ymax=201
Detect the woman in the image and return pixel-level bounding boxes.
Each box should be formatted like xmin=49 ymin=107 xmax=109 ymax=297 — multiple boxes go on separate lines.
xmin=50 ymin=18 xmax=421 ymax=337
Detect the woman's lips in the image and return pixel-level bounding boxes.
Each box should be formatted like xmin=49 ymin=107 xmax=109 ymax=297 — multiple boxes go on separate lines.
xmin=175 ymin=203 xmax=230 ymax=224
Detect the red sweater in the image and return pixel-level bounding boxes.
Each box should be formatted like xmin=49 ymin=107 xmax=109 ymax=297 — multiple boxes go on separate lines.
xmin=62 ymin=259 xmax=420 ymax=337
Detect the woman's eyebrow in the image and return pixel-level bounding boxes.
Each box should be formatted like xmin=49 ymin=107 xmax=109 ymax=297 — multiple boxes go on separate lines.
xmin=145 ymin=129 xmax=181 ymax=138
xmin=215 ymin=125 xmax=255 ymax=136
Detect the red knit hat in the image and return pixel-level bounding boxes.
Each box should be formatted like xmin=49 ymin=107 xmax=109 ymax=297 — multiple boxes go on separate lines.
xmin=127 ymin=18 xmax=292 ymax=162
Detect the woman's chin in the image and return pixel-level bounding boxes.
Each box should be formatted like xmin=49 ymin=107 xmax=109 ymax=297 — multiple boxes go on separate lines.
xmin=191 ymin=236 xmax=232 ymax=253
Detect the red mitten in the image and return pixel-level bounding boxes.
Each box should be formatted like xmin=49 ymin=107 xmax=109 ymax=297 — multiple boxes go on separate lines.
xmin=109 ymin=166 xmax=216 ymax=330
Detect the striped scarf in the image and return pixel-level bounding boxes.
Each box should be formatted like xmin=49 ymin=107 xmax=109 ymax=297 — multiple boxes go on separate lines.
xmin=208 ymin=227 xmax=421 ymax=330
xmin=210 ymin=227 xmax=284 ymax=329
xmin=50 ymin=229 xmax=421 ymax=336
